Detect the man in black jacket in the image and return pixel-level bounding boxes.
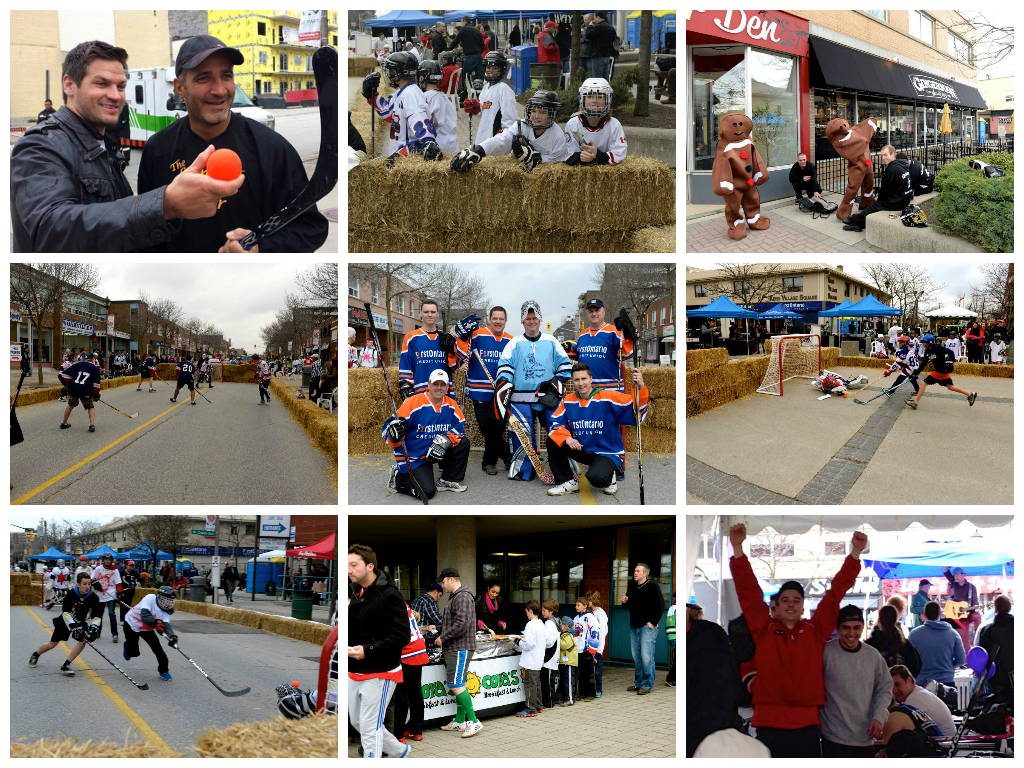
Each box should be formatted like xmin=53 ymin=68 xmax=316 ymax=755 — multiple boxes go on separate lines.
xmin=430 ymin=22 xmax=448 ymax=61
xmin=450 ymin=16 xmax=485 ymax=87
xmin=587 ymin=11 xmax=617 ymax=80
xmin=789 ymin=153 xmax=822 ymax=201
xmin=844 ymin=145 xmax=912 ymax=232
xmin=348 ymin=544 xmax=411 ymax=758
xmin=620 ymin=562 xmax=665 ymax=695
xmin=11 ymin=40 xmax=244 ymax=253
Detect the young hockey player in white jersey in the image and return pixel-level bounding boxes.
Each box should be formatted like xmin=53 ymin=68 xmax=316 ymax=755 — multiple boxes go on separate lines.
xmin=91 ymin=552 xmax=123 ymax=643
xmin=564 ymin=78 xmax=628 ymax=166
xmin=465 ymin=50 xmax=518 ymax=145
xmin=880 ymin=335 xmax=921 ymax=399
xmin=45 ymin=559 xmax=72 ymax=610
xmin=362 ymin=51 xmax=442 ymax=163
xmin=197 ymin=355 xmax=216 ymax=389
xmin=123 ymin=586 xmax=179 ymax=682
xmin=451 ymin=90 xmax=570 ymax=173
xmin=944 ymin=330 xmax=964 ymax=362
xmin=417 ymin=60 xmax=458 ymax=154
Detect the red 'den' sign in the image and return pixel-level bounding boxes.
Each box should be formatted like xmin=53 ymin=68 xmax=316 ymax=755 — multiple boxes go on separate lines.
xmin=687 ymin=10 xmax=810 ymax=57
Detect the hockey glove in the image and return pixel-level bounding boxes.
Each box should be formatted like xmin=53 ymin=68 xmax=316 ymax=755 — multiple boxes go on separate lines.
xmin=361 ymin=71 xmax=381 ymax=100
xmin=386 ymin=417 xmax=408 ymax=444
xmin=614 ymin=307 xmax=636 ymax=341
xmin=398 ymin=380 xmax=415 ymax=400
xmin=436 ymin=329 xmax=457 ymax=356
xmin=167 ymin=632 xmax=178 ymax=648
xmin=87 ymin=617 xmax=102 ymax=642
xmin=561 ymin=341 xmax=578 ymax=359
xmin=536 ymin=377 xmax=566 ymax=409
xmin=462 ymin=98 xmax=481 ymax=115
xmin=450 ymin=145 xmax=485 ymax=173
xmin=422 ymin=139 xmax=443 ymax=162
xmin=493 ymin=380 xmax=514 ymax=422
xmin=455 ymin=314 xmax=483 ymax=341
xmin=426 ymin=434 xmax=453 ymax=463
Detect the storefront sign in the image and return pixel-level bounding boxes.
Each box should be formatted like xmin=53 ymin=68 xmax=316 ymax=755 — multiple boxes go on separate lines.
xmin=421 ymin=654 xmax=524 ymax=719
xmin=909 ymin=75 xmax=960 ymax=103
xmin=62 ymin=318 xmax=94 ymax=335
xmin=688 ymin=9 xmax=809 ymax=56
xmin=997 ymin=116 xmax=1012 ymax=124
xmin=10 ymin=310 xmax=22 ymax=322
xmin=663 ymin=325 xmax=674 ymax=337
xmin=11 ymin=344 xmax=22 ymax=361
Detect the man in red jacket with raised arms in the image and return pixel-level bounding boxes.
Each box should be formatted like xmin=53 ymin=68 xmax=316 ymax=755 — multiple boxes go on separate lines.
xmin=729 ymin=523 xmax=868 ymax=758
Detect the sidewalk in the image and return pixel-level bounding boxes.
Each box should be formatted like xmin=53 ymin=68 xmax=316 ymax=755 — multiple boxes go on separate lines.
xmin=346 ymin=666 xmax=676 ymax=758
xmin=202 ymin=593 xmax=335 ymax=625
xmin=687 ymin=196 xmax=889 ymax=253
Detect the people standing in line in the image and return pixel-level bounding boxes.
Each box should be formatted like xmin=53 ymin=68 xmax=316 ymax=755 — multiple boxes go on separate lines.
xmin=513 ymin=599 xmax=545 ymax=717
xmin=348 ymin=544 xmax=412 ymax=758
xmin=573 ymin=595 xmax=600 ymax=701
xmin=411 ymin=583 xmax=444 ymax=632
xmin=539 ymin=598 xmax=561 ymax=709
xmin=434 ymin=567 xmax=483 ymax=738
xmin=393 ymin=599 xmax=429 ymax=743
xmin=587 ymin=590 xmax=608 ymax=697
xmin=620 ymin=562 xmax=665 ymax=695
xmin=557 ymin=615 xmax=578 ymax=705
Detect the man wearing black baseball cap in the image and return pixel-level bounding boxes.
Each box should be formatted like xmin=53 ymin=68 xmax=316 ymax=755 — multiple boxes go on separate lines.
xmin=136 ymin=35 xmax=328 ymax=253
xmin=433 ymin=568 xmax=483 ymax=737
xmin=728 ymin=523 xmax=867 ymax=757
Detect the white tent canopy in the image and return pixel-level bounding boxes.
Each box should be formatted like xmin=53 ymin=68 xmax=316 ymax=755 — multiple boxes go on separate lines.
xmin=925 ymin=305 xmax=979 ymax=319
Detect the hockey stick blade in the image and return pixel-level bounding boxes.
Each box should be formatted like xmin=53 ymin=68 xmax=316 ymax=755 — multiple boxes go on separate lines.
xmin=242 ymin=45 xmax=338 ymax=250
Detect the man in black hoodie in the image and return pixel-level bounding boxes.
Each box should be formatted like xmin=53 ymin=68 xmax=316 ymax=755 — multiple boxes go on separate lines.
xmin=348 ymin=544 xmax=411 ymax=758
xmin=844 ymin=145 xmax=912 ymax=232
xmin=788 ymin=153 xmax=822 ymax=201
xmin=976 ymin=594 xmax=1013 ymax=697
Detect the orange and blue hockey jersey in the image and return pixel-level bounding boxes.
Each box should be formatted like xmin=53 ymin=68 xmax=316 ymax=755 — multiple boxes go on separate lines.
xmin=382 ymin=392 xmax=466 ymax=473
xmin=455 ymin=328 xmax=514 ymax=401
xmin=575 ymin=324 xmax=634 ymax=389
xmin=398 ymin=328 xmax=460 ymax=395
xmin=547 ymin=386 xmax=648 ymax=469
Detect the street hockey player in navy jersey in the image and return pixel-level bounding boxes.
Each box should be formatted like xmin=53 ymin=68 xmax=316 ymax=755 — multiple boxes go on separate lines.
xmin=136 ymin=352 xmax=157 ymax=392
xmin=29 ymin=572 xmax=102 ymax=677
xmin=398 ymin=299 xmax=460 ymax=398
xmin=363 ymin=51 xmax=443 ymax=165
xmin=454 ymin=306 xmax=514 ymax=474
xmin=451 ymin=90 xmax=570 ymax=173
xmin=122 ymin=585 xmax=179 ymax=682
xmin=58 ymin=354 xmax=103 ymax=432
xmin=493 ymin=301 xmax=573 ymax=481
xmin=564 ymin=78 xmax=628 ymax=166
xmin=417 ymin=60 xmax=458 ymax=154
xmin=463 ymin=50 xmax=518 ymax=145
xmin=546 ymin=363 xmax=649 ymax=497
xmin=171 ymin=353 xmax=198 ymax=405
xmin=904 ymin=334 xmax=977 ymax=411
xmin=383 ymin=368 xmax=469 ymax=500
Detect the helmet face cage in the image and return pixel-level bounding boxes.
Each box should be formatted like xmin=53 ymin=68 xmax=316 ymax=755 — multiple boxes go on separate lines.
xmin=579 ymin=81 xmax=612 ymax=118
xmin=483 ymin=52 xmax=508 ymax=83
xmin=526 ymin=94 xmax=559 ymax=130
xmin=383 ymin=53 xmax=417 ymax=87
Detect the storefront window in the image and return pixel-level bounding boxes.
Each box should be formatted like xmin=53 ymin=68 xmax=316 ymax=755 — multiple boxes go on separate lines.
xmin=890 ymin=100 xmax=914 ymax=149
xmin=927 ymin=106 xmax=937 ymax=145
xmin=857 ymin=96 xmax=888 ymax=151
xmin=509 ymin=551 xmax=541 ymax=604
xmin=948 ymin=110 xmax=961 ymax=144
xmin=390 ymin=564 xmax=421 ymax=601
xmin=813 ymin=89 xmax=854 ymax=160
xmin=750 ymin=49 xmax=798 ymax=168
xmin=541 ymin=552 xmax=584 ymax=605
xmin=612 ymin=521 xmax=674 ymax=607
xmin=691 ymin=45 xmax=746 ymax=171
xmin=916 ymin=104 xmax=927 ymax=147
xmin=480 ymin=554 xmax=504 ymax=596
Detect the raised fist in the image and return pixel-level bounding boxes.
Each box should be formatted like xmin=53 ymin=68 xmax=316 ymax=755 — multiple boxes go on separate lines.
xmin=729 ymin=523 xmax=746 ymax=550
xmin=851 ymin=531 xmax=868 ymax=553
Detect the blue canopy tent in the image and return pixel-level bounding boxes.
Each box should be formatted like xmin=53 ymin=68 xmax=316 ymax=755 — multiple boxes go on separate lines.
xmin=757 ymin=303 xmax=807 ymax=338
xmin=363 ymin=10 xmax=443 ymax=31
xmin=84 ymin=545 xmax=120 ymax=560
xmin=820 ymin=294 xmax=902 ymax=349
xmin=863 ymin=542 xmax=1014 ymax=579
xmin=30 ymin=546 xmax=72 ymax=560
xmin=120 ymin=542 xmax=174 ymax=565
xmin=686 ymin=294 xmax=759 ymax=355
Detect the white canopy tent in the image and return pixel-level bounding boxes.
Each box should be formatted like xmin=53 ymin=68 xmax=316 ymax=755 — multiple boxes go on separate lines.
xmin=686 ymin=515 xmax=1015 ymax=626
xmin=925 ymin=305 xmax=979 ymax=319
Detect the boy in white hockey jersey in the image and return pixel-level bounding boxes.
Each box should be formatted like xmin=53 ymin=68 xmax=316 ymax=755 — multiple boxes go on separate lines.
xmin=451 ymin=90 xmax=570 ymax=173
xmin=362 ymin=51 xmax=442 ymax=164
xmin=416 ymin=60 xmax=458 ymax=154
xmin=463 ymin=51 xmax=517 ymax=145
xmin=564 ymin=78 xmax=628 ymax=166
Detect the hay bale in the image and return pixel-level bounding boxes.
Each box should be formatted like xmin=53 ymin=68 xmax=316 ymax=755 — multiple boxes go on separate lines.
xmin=11 ymin=735 xmax=183 ymax=757
xmin=193 ymin=713 xmax=336 ymax=758
xmin=349 ymin=55 xmax=378 ymax=78
xmin=349 ymin=154 xmax=674 ymax=233
xmin=685 ymin=348 xmax=729 ymax=372
xmin=624 ymin=426 xmax=674 ymax=453
xmin=635 ymin=366 xmax=675 ymax=400
xmin=350 ymin=223 xmax=637 ymax=254
xmin=629 ymin=224 xmax=676 ymax=253
xmin=646 ymin=399 xmax=676 ymax=429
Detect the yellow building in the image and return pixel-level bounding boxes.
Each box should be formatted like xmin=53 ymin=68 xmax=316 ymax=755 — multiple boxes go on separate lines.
xmin=975 ymin=75 xmax=1015 ymax=140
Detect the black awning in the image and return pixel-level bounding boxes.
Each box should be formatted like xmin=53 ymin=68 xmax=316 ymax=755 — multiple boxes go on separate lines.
xmin=809 ymin=37 xmax=988 ymax=110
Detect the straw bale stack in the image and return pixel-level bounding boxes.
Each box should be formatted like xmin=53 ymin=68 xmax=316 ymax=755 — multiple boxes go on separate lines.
xmin=221 ymin=363 xmax=257 ymax=383
xmin=628 ymin=224 xmax=677 ymax=253
xmin=193 ymin=713 xmax=336 ymax=757
xmin=685 ymin=347 xmax=729 ymax=372
xmin=11 ymin=736 xmax=182 ymax=758
xmin=268 ymin=378 xmax=338 ymax=467
xmin=349 ymin=55 xmax=378 ymax=78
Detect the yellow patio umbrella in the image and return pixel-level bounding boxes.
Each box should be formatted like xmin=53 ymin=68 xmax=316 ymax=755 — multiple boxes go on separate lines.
xmin=940 ymin=103 xmax=952 ymax=142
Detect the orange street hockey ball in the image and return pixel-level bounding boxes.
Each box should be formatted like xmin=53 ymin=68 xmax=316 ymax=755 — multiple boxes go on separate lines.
xmin=207 ymin=148 xmax=242 ymax=181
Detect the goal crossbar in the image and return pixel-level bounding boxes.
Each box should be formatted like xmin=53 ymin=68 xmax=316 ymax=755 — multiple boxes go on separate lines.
xmin=757 ymin=334 xmax=821 ymax=396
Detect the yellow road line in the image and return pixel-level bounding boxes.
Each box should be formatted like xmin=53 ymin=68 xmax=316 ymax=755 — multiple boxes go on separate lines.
xmin=578 ymin=475 xmax=598 ymax=504
xmin=13 ymin=401 xmax=186 ymax=505
xmin=23 ymin=606 xmax=176 ymax=754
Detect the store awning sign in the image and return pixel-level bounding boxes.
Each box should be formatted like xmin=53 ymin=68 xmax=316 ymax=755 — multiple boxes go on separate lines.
xmin=909 ymin=75 xmax=960 ymax=103
xmin=688 ymin=10 xmax=810 ymax=57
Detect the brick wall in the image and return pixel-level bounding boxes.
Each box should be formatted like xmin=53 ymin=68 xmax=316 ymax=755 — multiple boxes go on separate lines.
xmin=582 ymin=530 xmax=613 ymax=660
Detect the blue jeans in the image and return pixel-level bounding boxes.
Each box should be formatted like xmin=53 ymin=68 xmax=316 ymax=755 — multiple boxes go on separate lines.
xmin=629 ymin=624 xmax=657 ymax=690
xmin=591 ymin=56 xmax=611 ymax=81
xmin=462 ymin=53 xmax=483 ymax=86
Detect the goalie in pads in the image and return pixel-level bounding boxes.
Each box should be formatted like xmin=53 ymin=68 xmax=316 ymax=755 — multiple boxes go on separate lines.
xmin=812 ymin=370 xmax=869 ymax=395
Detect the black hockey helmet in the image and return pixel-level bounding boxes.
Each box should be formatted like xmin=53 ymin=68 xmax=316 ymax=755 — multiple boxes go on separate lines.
xmin=382 ymin=51 xmax=420 ymax=87
xmin=417 ymin=59 xmax=443 ymax=88
xmin=482 ymin=50 xmax=510 ymax=83
xmin=525 ymin=90 xmax=561 ymax=130
xmin=900 ymin=204 xmax=928 ymax=228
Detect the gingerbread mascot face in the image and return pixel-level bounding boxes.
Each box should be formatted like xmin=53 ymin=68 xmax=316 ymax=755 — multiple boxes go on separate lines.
xmin=711 ymin=113 xmax=770 ymax=240
xmin=825 ymin=116 xmax=877 ymax=220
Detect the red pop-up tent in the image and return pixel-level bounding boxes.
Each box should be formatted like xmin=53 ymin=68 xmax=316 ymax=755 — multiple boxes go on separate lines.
xmin=287 ymin=532 xmax=336 ymax=560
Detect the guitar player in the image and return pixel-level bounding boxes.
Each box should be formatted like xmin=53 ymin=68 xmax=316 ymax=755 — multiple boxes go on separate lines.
xmin=942 ymin=566 xmax=981 ymax=657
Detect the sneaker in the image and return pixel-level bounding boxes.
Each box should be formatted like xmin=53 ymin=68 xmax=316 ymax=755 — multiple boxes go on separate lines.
xmin=59 ymin=423 xmax=71 ymax=430
xmin=440 ymin=719 xmax=467 ymax=732
xmin=436 ymin=478 xmax=467 ymax=492
xmin=397 ymin=743 xmax=411 ymax=757
xmin=387 ymin=464 xmax=399 ymax=494
xmin=461 ymin=720 xmax=484 ymax=738
xmin=160 ymin=672 xmax=172 ymax=681
xmin=547 ymin=478 xmax=579 ymax=496
xmin=88 ymin=425 xmax=96 ymax=432
xmin=968 ymin=392 xmax=977 ymax=406
xmin=515 ymin=710 xmax=538 ymax=718
xmin=28 ymin=652 xmax=39 ymax=668
xmin=596 ymin=691 xmax=603 ymax=698
xmin=112 ymin=635 xmax=118 ymax=643
xmin=406 ymin=734 xmax=423 ymax=742
xmin=602 ymin=478 xmax=617 ymax=495
xmin=60 ymin=661 xmax=75 ymax=676
xmin=627 ymin=685 xmax=640 ymax=692
xmin=905 ymin=398 xmax=917 ymax=409
xmin=482 ymin=464 xmax=497 ymax=475
xmin=582 ymin=697 xmax=596 ymax=702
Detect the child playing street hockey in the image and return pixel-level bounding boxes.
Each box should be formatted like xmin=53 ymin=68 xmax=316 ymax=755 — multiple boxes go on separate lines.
xmin=122 ymin=585 xmax=179 ymax=682
xmin=29 ymin=572 xmax=102 ymax=677
xmin=253 ymin=353 xmax=273 ymax=405
xmin=564 ymin=78 xmax=628 ymax=166
xmin=904 ymin=334 xmax=977 ymax=410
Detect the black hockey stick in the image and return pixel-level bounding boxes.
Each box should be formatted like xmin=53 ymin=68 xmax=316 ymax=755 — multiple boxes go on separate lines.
xmin=241 ymin=45 xmax=338 ymax=250
xmin=193 ymin=385 xmax=213 ymax=404
xmin=85 ymin=639 xmax=149 ymax=690
xmin=364 ymin=302 xmax=429 ymax=505
xmin=633 ymin=324 xmax=645 ymax=506
xmin=172 ymin=644 xmax=251 ymax=697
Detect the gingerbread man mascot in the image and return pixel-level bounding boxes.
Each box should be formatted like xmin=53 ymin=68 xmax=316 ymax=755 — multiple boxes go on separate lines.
xmin=711 ymin=113 xmax=770 ymax=240
xmin=824 ymin=116 xmax=877 ymax=220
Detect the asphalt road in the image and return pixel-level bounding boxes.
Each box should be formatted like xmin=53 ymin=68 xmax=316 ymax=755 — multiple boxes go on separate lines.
xmin=348 ymin=453 xmax=677 ymax=506
xmin=11 ymin=382 xmax=337 ymax=505
xmin=12 ymin=605 xmax=326 ymax=755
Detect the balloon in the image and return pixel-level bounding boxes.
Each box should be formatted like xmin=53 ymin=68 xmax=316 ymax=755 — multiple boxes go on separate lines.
xmin=966 ymin=645 xmax=989 ymax=674
xmin=986 ymin=661 xmax=997 ymax=680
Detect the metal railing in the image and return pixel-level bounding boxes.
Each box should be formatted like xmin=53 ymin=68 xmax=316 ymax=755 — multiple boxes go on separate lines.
xmin=815 ymin=138 xmax=1013 ymax=196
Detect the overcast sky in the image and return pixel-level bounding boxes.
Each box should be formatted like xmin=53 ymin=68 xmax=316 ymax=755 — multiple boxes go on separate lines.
xmin=93 ymin=263 xmax=323 ymax=352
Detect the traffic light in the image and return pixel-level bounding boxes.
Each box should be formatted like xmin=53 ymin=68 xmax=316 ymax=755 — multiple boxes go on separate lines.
xmin=29 ymin=530 xmax=35 ymax=542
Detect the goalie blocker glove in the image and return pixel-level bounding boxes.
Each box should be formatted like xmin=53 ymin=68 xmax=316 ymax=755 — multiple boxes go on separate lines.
xmin=455 ymin=314 xmax=483 ymax=341
xmin=493 ymin=379 xmax=514 ymax=422
xmin=536 ymin=377 xmax=566 ymax=408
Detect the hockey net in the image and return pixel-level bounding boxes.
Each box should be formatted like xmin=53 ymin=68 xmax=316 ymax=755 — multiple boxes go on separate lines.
xmin=316 ymin=624 xmax=338 ymax=714
xmin=756 ymin=334 xmax=821 ymax=396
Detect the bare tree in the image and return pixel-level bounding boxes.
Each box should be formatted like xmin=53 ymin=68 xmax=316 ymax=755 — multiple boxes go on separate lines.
xmin=947 ymin=12 xmax=1014 ymax=72
xmin=296 ymin=263 xmax=339 ymax=306
xmin=349 ymin=263 xmax=432 ymax=364
xmin=858 ymin=264 xmax=946 ymax=325
xmin=972 ymin=263 xmax=1013 ymax=321
xmin=417 ymin=263 xmax=491 ymax=325
xmin=10 ymin=263 xmax=102 ymax=385
xmin=122 ymin=516 xmax=193 ymax=584
xmin=148 ymin=297 xmax=185 ymax=355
